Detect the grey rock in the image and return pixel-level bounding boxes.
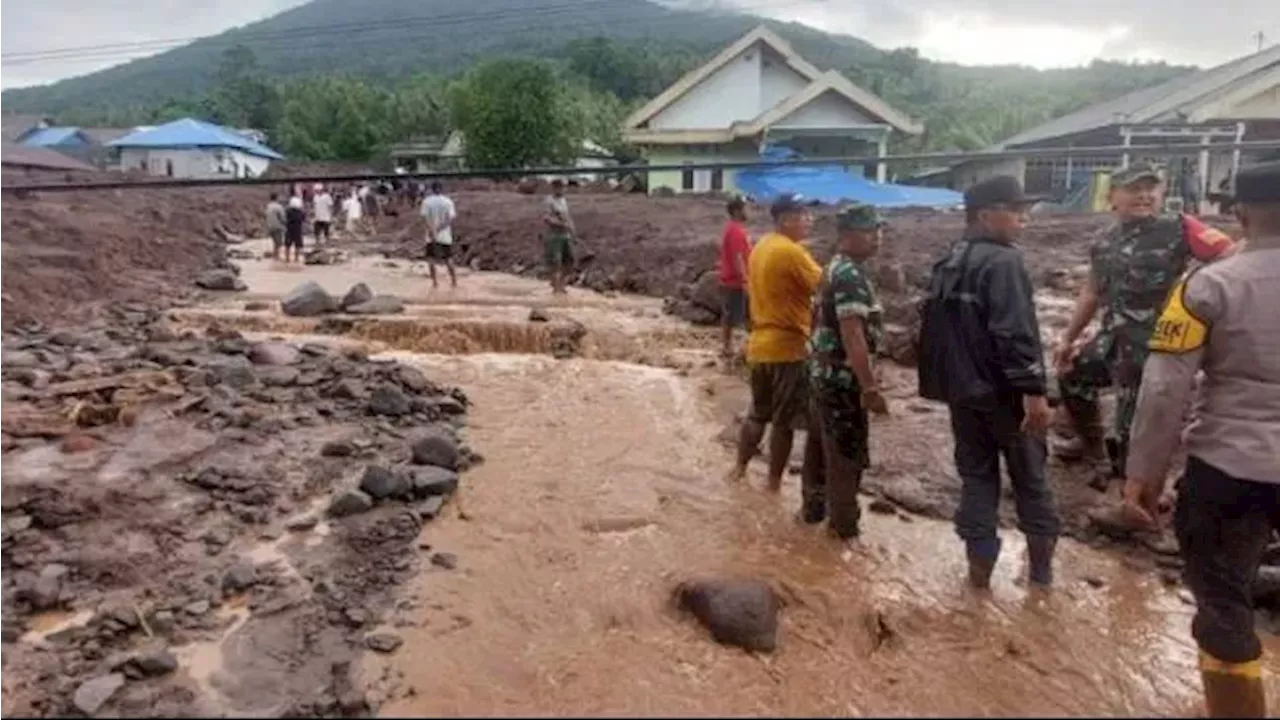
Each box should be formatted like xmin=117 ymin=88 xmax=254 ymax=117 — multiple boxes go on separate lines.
xmin=418 ymin=495 xmax=446 ymax=520
xmin=244 ymin=301 xmax=271 ymax=311
xmin=528 ymin=308 xmax=550 ymax=322
xmin=343 ymin=607 xmax=369 ymax=627
xmin=285 ymin=514 xmax=319 ymax=532
xmin=196 ymin=269 xmax=247 ymax=292
xmin=281 ymin=281 xmax=338 ymax=317
xmin=430 ymin=552 xmax=458 ymax=570
xmin=359 ymin=465 xmax=411 ymax=500
xmin=411 ymin=428 xmax=460 ymax=469
xmin=130 ymin=648 xmax=179 ymax=677
xmin=364 ymin=632 xmax=403 ymax=653
xmin=411 ymin=467 xmax=459 ymax=498
xmin=258 ymin=366 xmax=300 ymax=387
xmin=328 ymin=489 xmax=374 ymax=518
xmin=329 ymin=379 xmax=365 ymax=400
xmin=433 ymin=396 xmax=466 ymax=416
xmin=675 ymin=578 xmax=781 ymax=653
xmin=184 ymin=600 xmax=211 ymax=616
xmin=248 ymin=342 xmax=299 ymax=366
xmin=369 ymin=384 xmax=411 ymax=416
xmin=320 ymin=438 xmax=357 ymax=457
xmin=221 ymin=561 xmax=258 ymax=594
xmin=30 ymin=563 xmax=70 ymax=610
xmin=3 ymin=350 xmax=40 ymax=368
xmin=73 ymin=673 xmax=126 ymax=715
xmin=341 ymin=283 xmax=374 ymax=310
xmin=346 ymin=295 xmax=406 ymax=315
xmin=150 ymin=611 xmax=176 ymax=634
xmin=395 ymin=366 xmax=429 ymax=393
xmin=5 ymin=514 xmax=32 ymax=533
xmin=867 ymin=498 xmax=896 ymax=515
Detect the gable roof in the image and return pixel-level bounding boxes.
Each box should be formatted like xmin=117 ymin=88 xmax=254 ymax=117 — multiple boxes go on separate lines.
xmin=20 ymin=127 xmax=87 ymax=147
xmin=80 ymin=127 xmax=135 ymax=145
xmin=623 ymin=25 xmax=920 ymax=138
xmin=108 ymin=118 xmax=284 ymax=160
xmin=1 ymin=143 xmax=97 ymax=172
xmin=999 ymin=44 xmax=1280 ymax=148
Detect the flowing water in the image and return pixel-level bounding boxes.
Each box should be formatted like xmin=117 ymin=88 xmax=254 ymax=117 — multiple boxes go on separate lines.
xmin=197 ymin=242 xmax=1280 ymax=716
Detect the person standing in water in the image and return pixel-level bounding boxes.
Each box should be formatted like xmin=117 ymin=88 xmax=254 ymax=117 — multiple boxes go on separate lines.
xmin=543 ymin=179 xmax=576 ymax=295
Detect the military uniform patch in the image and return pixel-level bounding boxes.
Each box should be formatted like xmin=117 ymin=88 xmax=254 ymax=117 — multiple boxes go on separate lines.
xmin=1149 ymin=277 xmax=1209 ymax=353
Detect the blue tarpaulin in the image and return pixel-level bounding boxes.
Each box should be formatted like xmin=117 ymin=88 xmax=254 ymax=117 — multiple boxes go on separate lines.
xmin=735 ymin=145 xmax=963 ymax=209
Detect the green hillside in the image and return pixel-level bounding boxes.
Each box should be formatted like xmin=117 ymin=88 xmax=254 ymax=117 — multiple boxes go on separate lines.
xmin=1 ymin=0 xmax=1191 ymax=154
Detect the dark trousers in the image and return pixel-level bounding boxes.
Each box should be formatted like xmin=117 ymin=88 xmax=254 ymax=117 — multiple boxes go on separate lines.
xmin=948 ymin=395 xmax=1060 ymax=541
xmin=1176 ymin=455 xmax=1280 ymax=663
xmin=806 ymin=389 xmax=869 ymax=537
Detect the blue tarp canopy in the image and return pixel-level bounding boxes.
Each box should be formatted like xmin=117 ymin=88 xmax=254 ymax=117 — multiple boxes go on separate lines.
xmin=735 ymin=145 xmax=963 ymax=209
xmin=109 ymin=118 xmax=284 ymax=160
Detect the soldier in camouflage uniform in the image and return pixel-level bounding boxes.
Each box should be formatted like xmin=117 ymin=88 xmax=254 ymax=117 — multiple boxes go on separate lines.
xmin=1053 ymin=162 xmax=1236 ymax=490
xmin=804 ymin=204 xmax=890 ymax=539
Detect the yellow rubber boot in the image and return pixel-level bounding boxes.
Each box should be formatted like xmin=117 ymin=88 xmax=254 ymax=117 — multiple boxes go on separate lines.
xmin=1200 ymin=652 xmax=1266 ymax=718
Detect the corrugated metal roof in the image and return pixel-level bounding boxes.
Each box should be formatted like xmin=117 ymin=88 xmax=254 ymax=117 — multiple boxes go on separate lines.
xmin=20 ymin=127 xmax=84 ymax=147
xmin=80 ymin=127 xmax=134 ymax=145
xmin=999 ymin=44 xmax=1280 ymax=149
xmin=1 ymin=114 xmax=51 ymax=143
xmin=108 ymin=118 xmax=284 ymax=160
xmin=1 ymin=143 xmax=98 ymax=171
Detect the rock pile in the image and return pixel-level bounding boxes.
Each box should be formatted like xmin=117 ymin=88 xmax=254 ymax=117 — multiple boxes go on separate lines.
xmin=281 ymin=281 xmax=406 ymax=317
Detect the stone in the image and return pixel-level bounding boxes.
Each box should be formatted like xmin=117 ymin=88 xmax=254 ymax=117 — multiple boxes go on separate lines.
xmin=689 ymin=271 xmax=723 ymax=313
xmin=244 ymin=301 xmax=271 ymax=311
xmin=674 ymin=578 xmax=781 ymax=653
xmin=248 ymin=342 xmax=299 ymax=366
xmin=73 ymin=673 xmax=126 ymax=715
xmin=364 ymin=632 xmax=404 ymax=653
xmin=281 ymin=281 xmax=338 ymax=317
xmin=258 ymin=366 xmax=300 ymax=387
xmin=29 ymin=563 xmax=70 ymax=610
xmin=411 ymin=467 xmax=460 ymax=498
xmin=433 ymin=396 xmax=466 ymax=416
xmin=867 ymin=498 xmax=896 ymax=515
xmin=150 ymin=611 xmax=176 ymax=634
xmin=881 ymin=323 xmax=918 ymax=366
xmin=60 ymin=433 xmax=103 ymax=455
xmin=359 ymin=465 xmax=411 ymax=500
xmin=395 ymin=366 xmax=429 ymax=393
xmin=184 ymin=600 xmax=211 ymax=615
xmin=5 ymin=514 xmax=32 ymax=533
xmin=418 ymin=495 xmax=446 ymax=520
xmin=328 ymin=489 xmax=374 ymax=518
xmin=528 ymin=308 xmax=550 ymax=323
xmin=320 ymin=438 xmax=357 ymax=457
xmin=195 ymin=269 xmax=247 ymax=292
xmin=411 ymin=428 xmax=460 ymax=470
xmin=344 ymin=607 xmax=369 ymax=627
xmin=285 ymin=514 xmax=319 ymax=532
xmin=130 ymin=648 xmax=179 ymax=677
xmin=341 ymin=283 xmax=374 ymax=310
xmin=369 ymin=384 xmax=411 ymax=416
xmin=346 ymin=296 xmax=406 ymax=315
xmin=3 ymin=350 xmax=40 ymax=368
xmin=221 ymin=561 xmax=258 ymax=594
xmin=329 ymin=379 xmax=365 ymax=400
xmin=430 ymin=552 xmax=458 ymax=570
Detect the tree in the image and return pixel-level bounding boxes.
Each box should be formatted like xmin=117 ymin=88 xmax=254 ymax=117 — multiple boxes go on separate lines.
xmin=449 ymin=58 xmax=577 ymax=169
xmin=210 ymin=45 xmax=281 ymax=132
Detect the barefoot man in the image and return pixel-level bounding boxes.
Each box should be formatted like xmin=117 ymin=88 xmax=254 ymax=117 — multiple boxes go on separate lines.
xmin=727 ymin=193 xmax=823 ymax=494
xmin=718 ymin=195 xmax=752 ymax=360
xmin=543 ymin=179 xmax=575 ymax=295
xmin=420 ymin=181 xmax=458 ymax=289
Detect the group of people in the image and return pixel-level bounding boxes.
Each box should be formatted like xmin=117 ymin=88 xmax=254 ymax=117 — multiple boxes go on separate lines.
xmin=722 ymin=161 xmax=1278 ymax=718
xmin=264 ymin=183 xmax=379 ymax=262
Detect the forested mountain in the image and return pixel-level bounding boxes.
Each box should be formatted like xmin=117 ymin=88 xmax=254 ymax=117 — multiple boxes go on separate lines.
xmin=1 ymin=0 xmax=1192 ymax=156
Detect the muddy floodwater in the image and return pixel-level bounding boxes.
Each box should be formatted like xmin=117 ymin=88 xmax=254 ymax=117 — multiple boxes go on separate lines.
xmin=10 ymin=241 xmax=1277 ymax=717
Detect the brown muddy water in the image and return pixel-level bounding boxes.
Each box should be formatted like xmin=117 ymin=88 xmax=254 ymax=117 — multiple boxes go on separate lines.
xmin=188 ymin=244 xmax=1280 ymax=716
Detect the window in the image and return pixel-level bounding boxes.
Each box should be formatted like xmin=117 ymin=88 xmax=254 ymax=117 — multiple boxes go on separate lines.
xmin=681 ymin=168 xmax=694 ymax=191
xmin=711 ymin=169 xmax=724 ymax=191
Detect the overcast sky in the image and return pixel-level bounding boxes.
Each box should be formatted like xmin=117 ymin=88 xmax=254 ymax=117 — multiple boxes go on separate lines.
xmin=2 ymin=0 xmax=1277 ymax=89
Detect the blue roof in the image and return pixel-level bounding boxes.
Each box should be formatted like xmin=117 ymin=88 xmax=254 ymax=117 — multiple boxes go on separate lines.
xmin=735 ymin=145 xmax=963 ymax=209
xmin=21 ymin=127 xmax=85 ymax=147
xmin=108 ymin=118 xmax=284 ymax=160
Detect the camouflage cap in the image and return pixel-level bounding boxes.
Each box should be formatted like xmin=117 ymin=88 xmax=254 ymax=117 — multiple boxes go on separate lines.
xmin=1111 ymin=162 xmax=1165 ymax=187
xmin=836 ymin=203 xmax=884 ymax=230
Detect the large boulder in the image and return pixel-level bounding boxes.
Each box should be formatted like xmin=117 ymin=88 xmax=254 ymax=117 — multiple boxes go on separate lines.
xmin=689 ymin=271 xmax=724 ymax=313
xmin=674 ymin=578 xmax=781 ymax=653
xmin=411 ymin=427 xmax=460 ymax=470
xmin=282 ymin=281 xmax=338 ymax=317
xmin=195 ymin=269 xmax=247 ymax=292
xmin=346 ymin=296 xmax=406 ymax=315
xmin=248 ymin=342 xmax=299 ymax=366
xmin=341 ymin=283 xmax=374 ymax=310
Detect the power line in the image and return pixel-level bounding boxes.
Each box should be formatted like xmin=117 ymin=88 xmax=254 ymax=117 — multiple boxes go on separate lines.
xmin=6 ymin=141 xmax=1279 ymax=194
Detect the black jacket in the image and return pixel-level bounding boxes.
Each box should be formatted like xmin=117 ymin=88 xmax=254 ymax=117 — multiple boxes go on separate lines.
xmin=917 ymin=235 xmax=1047 ymax=405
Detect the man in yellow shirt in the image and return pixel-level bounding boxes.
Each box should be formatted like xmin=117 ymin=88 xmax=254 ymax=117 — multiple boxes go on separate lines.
xmin=727 ymin=193 xmax=824 ymax=494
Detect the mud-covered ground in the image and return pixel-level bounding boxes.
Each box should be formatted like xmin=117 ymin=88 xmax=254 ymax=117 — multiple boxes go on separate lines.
xmin=1 ymin=306 xmax=478 ymax=717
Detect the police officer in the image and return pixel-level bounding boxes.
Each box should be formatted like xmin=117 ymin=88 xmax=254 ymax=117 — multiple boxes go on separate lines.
xmin=918 ymin=176 xmax=1060 ymax=589
xmin=1122 ymin=160 xmax=1280 ymax=718
xmin=805 ymin=204 xmax=890 ymax=539
xmin=1053 ymin=162 xmax=1236 ymax=490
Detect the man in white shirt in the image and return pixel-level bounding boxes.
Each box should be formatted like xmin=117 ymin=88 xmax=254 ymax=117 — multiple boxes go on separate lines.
xmin=419 ymin=181 xmax=458 ymax=289
xmin=342 ymin=188 xmax=363 ymax=236
xmin=312 ymin=184 xmax=334 ymax=245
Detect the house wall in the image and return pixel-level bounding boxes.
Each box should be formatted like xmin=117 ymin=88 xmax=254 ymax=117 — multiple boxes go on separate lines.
xmin=1227 ymin=84 xmax=1280 ymax=118
xmin=642 ymin=142 xmax=759 ymax=194
xmin=950 ymin=157 xmax=1027 ymax=192
xmin=649 ymin=46 xmax=763 ymax=130
xmin=773 ymin=90 xmax=875 ymax=128
xmin=759 ymin=50 xmax=811 ymax=110
xmin=118 ymin=147 xmax=272 ymax=178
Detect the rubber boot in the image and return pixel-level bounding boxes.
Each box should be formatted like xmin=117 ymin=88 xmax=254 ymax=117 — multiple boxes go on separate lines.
xmin=1200 ymin=652 xmax=1266 ymax=718
xmin=1026 ymin=535 xmax=1057 ymax=587
xmin=965 ymin=537 xmax=1002 ymax=590
xmin=1056 ymin=397 xmax=1107 ymax=463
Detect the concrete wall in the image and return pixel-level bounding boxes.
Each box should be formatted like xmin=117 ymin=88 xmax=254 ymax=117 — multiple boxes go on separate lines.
xmin=759 ymin=51 xmax=811 ymax=110
xmin=772 ymin=90 xmax=873 ymax=128
xmin=1228 ymin=84 xmax=1280 ymax=118
xmin=118 ymin=147 xmax=272 ymax=178
xmin=643 ymin=142 xmax=759 ymax=194
xmin=951 ymin=157 xmax=1027 ymax=192
xmin=650 ymin=47 xmax=762 ymax=130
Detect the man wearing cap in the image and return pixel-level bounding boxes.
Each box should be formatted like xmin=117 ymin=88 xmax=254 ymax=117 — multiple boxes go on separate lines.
xmin=727 ymin=193 xmax=823 ymax=495
xmin=1120 ymin=160 xmax=1280 ymax=718
xmin=918 ymin=176 xmax=1060 ymax=589
xmin=1053 ymin=162 xmax=1235 ymax=490
xmin=718 ymin=195 xmax=752 ymax=360
xmin=805 ymin=204 xmax=890 ymax=538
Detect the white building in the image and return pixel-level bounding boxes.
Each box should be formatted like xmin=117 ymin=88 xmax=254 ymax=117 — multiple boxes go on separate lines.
xmin=108 ymin=118 xmax=284 ymax=179
xmin=622 ymin=25 xmax=922 ymax=195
